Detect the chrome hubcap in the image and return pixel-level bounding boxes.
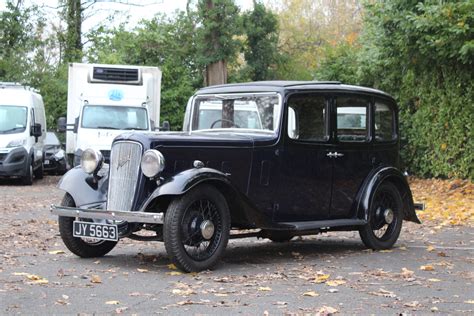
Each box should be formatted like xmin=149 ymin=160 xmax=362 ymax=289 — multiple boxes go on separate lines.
xmin=383 ymin=208 xmax=394 ymax=224
xmin=200 ymin=220 xmax=215 ymax=240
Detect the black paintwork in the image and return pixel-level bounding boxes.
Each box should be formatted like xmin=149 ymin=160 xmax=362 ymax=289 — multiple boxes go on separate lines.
xmin=58 ymin=81 xmax=420 ymax=234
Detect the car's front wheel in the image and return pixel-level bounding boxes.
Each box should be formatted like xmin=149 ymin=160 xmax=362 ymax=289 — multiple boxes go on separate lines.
xmin=359 ymin=182 xmax=403 ymax=250
xmin=164 ymin=185 xmax=230 ymax=272
xmin=58 ymin=194 xmax=118 ymax=258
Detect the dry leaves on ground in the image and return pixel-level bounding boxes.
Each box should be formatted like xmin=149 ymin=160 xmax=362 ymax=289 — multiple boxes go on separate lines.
xmin=409 ymin=178 xmax=474 ymax=226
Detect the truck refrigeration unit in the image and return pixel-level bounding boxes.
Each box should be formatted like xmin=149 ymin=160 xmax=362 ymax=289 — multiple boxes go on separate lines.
xmin=64 ymin=63 xmax=161 ymax=166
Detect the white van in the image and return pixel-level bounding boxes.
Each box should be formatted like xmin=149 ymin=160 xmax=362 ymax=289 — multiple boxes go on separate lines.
xmin=0 ymin=82 xmax=46 ymax=184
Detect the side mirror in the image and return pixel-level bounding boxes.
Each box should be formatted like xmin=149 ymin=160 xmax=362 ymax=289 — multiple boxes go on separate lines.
xmin=57 ymin=117 xmax=67 ymax=132
xmin=160 ymin=121 xmax=170 ymax=131
xmin=31 ymin=123 xmax=42 ymax=142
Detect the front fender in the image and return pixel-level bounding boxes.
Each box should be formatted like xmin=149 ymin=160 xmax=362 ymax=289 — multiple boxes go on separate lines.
xmin=356 ymin=166 xmax=421 ymax=224
xmin=57 ymin=166 xmax=108 ymax=207
xmin=138 ymin=167 xmax=231 ymax=212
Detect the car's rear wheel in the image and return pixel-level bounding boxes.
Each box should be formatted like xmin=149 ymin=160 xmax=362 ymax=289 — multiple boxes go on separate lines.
xmin=164 ymin=185 xmax=230 ymax=272
xmin=58 ymin=194 xmax=117 ymax=257
xmin=359 ymin=183 xmax=403 ymax=250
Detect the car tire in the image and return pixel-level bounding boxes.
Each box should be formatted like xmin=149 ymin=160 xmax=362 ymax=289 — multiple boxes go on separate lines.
xmin=34 ymin=161 xmax=44 ymax=179
xmin=58 ymin=194 xmax=117 ymax=258
xmin=21 ymin=161 xmax=33 ymax=185
xmin=164 ymin=184 xmax=230 ymax=272
xmin=359 ymin=182 xmax=403 ymax=250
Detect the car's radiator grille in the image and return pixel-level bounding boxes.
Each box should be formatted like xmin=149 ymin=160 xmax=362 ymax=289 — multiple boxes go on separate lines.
xmin=107 ymin=141 xmax=142 ymax=212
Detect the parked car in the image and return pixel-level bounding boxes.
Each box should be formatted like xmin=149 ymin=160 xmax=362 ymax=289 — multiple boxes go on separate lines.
xmin=43 ymin=132 xmax=67 ymax=174
xmin=51 ymin=81 xmax=422 ymax=272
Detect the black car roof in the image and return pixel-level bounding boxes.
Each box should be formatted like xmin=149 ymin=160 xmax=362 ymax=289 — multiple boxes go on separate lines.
xmin=195 ymin=81 xmax=394 ymax=100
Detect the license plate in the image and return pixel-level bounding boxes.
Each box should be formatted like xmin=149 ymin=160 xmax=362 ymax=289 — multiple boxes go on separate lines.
xmin=44 ymin=160 xmax=50 ymax=165
xmin=73 ymin=221 xmax=118 ymax=241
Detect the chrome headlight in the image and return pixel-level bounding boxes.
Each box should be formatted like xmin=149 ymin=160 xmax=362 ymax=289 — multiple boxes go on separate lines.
xmin=81 ymin=148 xmax=103 ymax=174
xmin=141 ymin=149 xmax=165 ymax=178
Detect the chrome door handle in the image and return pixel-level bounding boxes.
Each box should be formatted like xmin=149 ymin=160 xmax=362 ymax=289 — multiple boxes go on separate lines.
xmin=327 ymin=152 xmax=344 ymax=158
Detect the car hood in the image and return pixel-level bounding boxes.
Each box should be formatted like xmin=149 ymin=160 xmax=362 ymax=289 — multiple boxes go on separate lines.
xmin=114 ymin=131 xmax=277 ymax=194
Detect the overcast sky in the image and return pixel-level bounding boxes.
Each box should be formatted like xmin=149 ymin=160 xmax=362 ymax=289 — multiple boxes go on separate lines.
xmin=0 ymin=0 xmax=256 ymax=31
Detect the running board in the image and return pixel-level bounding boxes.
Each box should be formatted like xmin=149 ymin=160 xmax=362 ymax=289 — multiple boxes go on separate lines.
xmin=277 ymin=219 xmax=367 ymax=231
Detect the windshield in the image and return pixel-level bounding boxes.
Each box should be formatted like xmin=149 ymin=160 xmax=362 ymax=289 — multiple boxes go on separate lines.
xmin=0 ymin=105 xmax=28 ymax=134
xmin=45 ymin=132 xmax=60 ymax=145
xmin=191 ymin=93 xmax=281 ymax=133
xmin=81 ymin=105 xmax=149 ymax=130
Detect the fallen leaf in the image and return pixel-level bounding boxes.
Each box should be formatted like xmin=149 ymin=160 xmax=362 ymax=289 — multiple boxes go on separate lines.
xmin=105 ymin=301 xmax=120 ymax=305
xmin=91 ymin=275 xmax=102 ymax=283
xmin=167 ymin=264 xmax=177 ymax=270
xmin=326 ymin=280 xmax=346 ymax=287
xmin=328 ymin=289 xmax=339 ymax=293
xmin=137 ymin=268 xmax=148 ymax=273
xmin=317 ymin=305 xmax=338 ymax=315
xmin=379 ymin=249 xmax=393 ymax=253
xmin=369 ymin=289 xmax=396 ymax=298
xmin=426 ymin=245 xmax=435 ymax=252
xmin=404 ymin=301 xmax=421 ymax=307
xmin=314 ymin=274 xmax=331 ymax=283
xmin=465 ymin=300 xmax=474 ymax=304
xmin=303 ymin=291 xmax=319 ymax=297
xmin=428 ymin=278 xmax=441 ymax=282
xmin=401 ymin=268 xmax=415 ymax=278
xmin=12 ymin=272 xmax=29 ymax=276
xmin=167 ymin=271 xmax=183 ymax=276
xmin=115 ymin=307 xmax=128 ymax=313
xmin=214 ymin=293 xmax=228 ymax=297
xmin=258 ymin=287 xmax=272 ymax=292
xmin=48 ymin=250 xmax=65 ymax=255
xmin=420 ymin=265 xmax=435 ymax=271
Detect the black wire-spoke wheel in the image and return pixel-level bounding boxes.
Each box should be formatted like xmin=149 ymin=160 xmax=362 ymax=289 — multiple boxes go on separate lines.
xmin=359 ymin=183 xmax=403 ymax=250
xmin=164 ymin=185 xmax=230 ymax=272
xmin=58 ymin=194 xmax=118 ymax=258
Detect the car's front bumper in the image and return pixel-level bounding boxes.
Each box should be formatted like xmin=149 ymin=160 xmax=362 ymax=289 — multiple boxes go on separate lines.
xmin=0 ymin=147 xmax=28 ymax=177
xmin=50 ymin=205 xmax=164 ymax=224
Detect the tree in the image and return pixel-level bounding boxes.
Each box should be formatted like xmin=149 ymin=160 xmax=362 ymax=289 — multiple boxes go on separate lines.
xmin=0 ymin=1 xmax=37 ymax=81
xmin=62 ymin=0 xmax=83 ymax=63
xmin=196 ymin=0 xmax=241 ymax=85
xmin=242 ymin=0 xmax=279 ymax=81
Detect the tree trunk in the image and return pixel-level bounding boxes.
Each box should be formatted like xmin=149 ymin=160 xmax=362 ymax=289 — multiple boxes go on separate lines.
xmin=205 ymin=60 xmax=227 ymax=86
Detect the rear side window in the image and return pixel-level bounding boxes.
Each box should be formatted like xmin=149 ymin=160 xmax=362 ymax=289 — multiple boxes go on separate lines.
xmin=336 ymin=97 xmax=369 ymax=142
xmin=375 ymin=101 xmax=396 ymax=141
xmin=287 ymin=94 xmax=327 ymax=141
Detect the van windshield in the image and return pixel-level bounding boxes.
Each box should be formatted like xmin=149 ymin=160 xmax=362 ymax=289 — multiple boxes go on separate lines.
xmin=191 ymin=93 xmax=281 ymax=133
xmin=0 ymin=105 xmax=28 ymax=134
xmin=81 ymin=105 xmax=149 ymax=130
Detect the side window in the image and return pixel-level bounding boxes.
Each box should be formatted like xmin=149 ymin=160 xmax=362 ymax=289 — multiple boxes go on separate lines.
xmin=336 ymin=97 xmax=368 ymax=142
xmin=375 ymin=101 xmax=396 ymax=141
xmin=287 ymin=94 xmax=327 ymax=141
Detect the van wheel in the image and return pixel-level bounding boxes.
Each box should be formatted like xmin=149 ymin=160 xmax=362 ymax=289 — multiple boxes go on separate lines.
xmin=22 ymin=162 xmax=33 ymax=185
xmin=58 ymin=194 xmax=117 ymax=258
xmin=164 ymin=185 xmax=230 ymax=272
xmin=34 ymin=162 xmax=44 ymax=179
xmin=359 ymin=183 xmax=403 ymax=250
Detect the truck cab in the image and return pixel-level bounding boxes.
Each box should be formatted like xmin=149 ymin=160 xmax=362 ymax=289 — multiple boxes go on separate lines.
xmin=64 ymin=63 xmax=161 ymax=165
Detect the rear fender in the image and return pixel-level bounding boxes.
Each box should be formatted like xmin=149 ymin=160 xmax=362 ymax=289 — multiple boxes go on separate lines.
xmin=57 ymin=166 xmax=108 ymax=207
xmin=356 ymin=167 xmax=421 ymax=224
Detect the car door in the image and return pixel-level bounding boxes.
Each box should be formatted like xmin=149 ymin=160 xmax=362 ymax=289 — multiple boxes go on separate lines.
xmin=275 ymin=93 xmax=333 ymax=221
xmin=329 ymin=94 xmax=373 ymax=219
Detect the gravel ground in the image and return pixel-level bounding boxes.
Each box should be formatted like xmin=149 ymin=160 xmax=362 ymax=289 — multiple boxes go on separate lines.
xmin=0 ymin=176 xmax=473 ymax=315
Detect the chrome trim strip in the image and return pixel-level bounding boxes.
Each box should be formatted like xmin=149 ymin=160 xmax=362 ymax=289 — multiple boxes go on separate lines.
xmin=50 ymin=205 xmax=164 ymax=224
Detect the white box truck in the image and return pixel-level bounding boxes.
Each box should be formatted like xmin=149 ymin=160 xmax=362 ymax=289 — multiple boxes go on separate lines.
xmin=64 ymin=63 xmax=161 ymax=166
xmin=0 ymin=82 xmax=47 ymax=184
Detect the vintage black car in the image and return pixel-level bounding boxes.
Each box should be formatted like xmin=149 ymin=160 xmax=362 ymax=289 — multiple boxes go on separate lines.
xmin=51 ymin=81 xmax=422 ymax=272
